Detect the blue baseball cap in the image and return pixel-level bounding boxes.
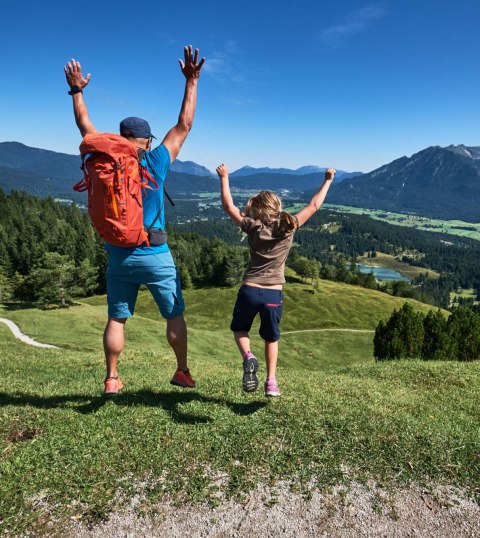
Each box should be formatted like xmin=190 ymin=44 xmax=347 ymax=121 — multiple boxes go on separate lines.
xmin=119 ymin=117 xmax=156 ymax=139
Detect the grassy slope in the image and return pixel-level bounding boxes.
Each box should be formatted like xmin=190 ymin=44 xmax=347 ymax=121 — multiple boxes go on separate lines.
xmin=0 ymin=282 xmax=478 ymax=536
xmin=1 ymin=280 xmax=435 ymax=350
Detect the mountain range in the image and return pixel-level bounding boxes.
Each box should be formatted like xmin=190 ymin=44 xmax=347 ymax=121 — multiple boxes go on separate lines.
xmin=327 ymin=144 xmax=480 ymax=222
xmin=0 ymin=141 xmax=359 ymax=198
xmin=170 ymin=161 xmax=363 ymax=180
xmin=230 ymin=165 xmax=362 ymax=181
xmin=0 ymin=141 xmax=479 ymax=222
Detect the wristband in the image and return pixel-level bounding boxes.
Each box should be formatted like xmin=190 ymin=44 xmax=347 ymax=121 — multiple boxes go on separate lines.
xmin=68 ymin=85 xmax=83 ymax=95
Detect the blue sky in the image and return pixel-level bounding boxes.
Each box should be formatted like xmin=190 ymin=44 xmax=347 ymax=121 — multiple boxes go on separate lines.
xmin=1 ymin=0 xmax=479 ymax=173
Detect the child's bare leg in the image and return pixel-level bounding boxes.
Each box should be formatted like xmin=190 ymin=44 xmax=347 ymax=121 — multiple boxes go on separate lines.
xmin=265 ymin=340 xmax=278 ymax=379
xmin=264 ymin=340 xmax=281 ymax=396
xmin=234 ymin=330 xmax=251 ymax=357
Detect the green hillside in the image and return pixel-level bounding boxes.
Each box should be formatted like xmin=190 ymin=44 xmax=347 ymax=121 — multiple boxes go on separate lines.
xmin=3 ymin=280 xmax=436 ymax=351
xmin=0 ymin=282 xmax=478 ymax=536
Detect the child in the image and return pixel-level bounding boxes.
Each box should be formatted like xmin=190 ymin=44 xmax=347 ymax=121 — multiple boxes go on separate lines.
xmin=216 ymin=163 xmax=336 ymax=396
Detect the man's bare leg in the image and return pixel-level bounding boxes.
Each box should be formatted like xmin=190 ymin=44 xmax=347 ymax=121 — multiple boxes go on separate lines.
xmin=166 ymin=314 xmax=188 ymax=371
xmin=103 ymin=317 xmax=127 ymax=378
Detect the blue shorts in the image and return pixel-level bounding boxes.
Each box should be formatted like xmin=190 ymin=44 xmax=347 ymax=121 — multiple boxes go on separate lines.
xmin=230 ymin=285 xmax=284 ymax=342
xmin=106 ymin=250 xmax=185 ymax=320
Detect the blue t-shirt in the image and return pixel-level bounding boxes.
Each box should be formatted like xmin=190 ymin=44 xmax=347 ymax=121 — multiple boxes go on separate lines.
xmin=105 ymin=143 xmax=171 ymax=256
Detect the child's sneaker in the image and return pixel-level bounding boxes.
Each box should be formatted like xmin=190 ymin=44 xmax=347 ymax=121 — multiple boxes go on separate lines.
xmin=265 ymin=378 xmax=281 ymax=397
xmin=104 ymin=376 xmax=123 ymax=395
xmin=243 ymin=355 xmax=259 ymax=392
xmin=170 ymin=368 xmax=196 ymax=388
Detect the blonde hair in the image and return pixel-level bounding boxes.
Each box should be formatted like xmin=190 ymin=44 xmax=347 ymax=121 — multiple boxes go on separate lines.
xmin=244 ymin=191 xmax=297 ymax=232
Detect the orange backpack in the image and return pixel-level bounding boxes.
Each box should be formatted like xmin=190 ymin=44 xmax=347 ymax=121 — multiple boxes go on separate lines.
xmin=73 ymin=133 xmax=158 ymax=247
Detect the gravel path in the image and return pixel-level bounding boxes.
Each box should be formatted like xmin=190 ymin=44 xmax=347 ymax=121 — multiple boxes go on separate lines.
xmin=0 ymin=317 xmax=58 ymax=348
xmin=69 ymin=482 xmax=480 ymax=538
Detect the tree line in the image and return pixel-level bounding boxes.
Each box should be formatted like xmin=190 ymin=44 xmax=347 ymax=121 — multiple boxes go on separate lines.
xmin=374 ymin=303 xmax=480 ymax=362
xmin=2 ymin=189 xmax=479 ymax=311
xmin=0 ymin=189 xmax=248 ymax=307
xmin=176 ymin=208 xmax=480 ymax=308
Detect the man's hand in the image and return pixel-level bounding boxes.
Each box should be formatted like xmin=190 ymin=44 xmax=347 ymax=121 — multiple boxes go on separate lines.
xmin=179 ymin=45 xmax=205 ymax=80
xmin=216 ymin=163 xmax=229 ymax=179
xmin=162 ymin=46 xmax=205 ymax=161
xmin=64 ymin=59 xmax=91 ymax=89
xmin=325 ymin=168 xmax=336 ymax=182
xmin=64 ymin=58 xmax=96 ymax=136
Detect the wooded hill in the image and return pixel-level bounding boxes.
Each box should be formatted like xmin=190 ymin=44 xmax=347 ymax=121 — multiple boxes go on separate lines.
xmin=178 ymin=209 xmax=480 ymax=308
xmin=327 ymin=145 xmax=480 ymax=222
xmin=0 ymin=188 xmax=458 ymax=309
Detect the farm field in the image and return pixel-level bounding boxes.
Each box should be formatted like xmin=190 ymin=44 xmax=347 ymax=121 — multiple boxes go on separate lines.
xmin=450 ymin=288 xmax=479 ymax=307
xmin=323 ymin=204 xmax=480 ymax=241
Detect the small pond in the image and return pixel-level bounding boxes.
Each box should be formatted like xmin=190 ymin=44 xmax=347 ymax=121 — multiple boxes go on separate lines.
xmin=355 ymin=264 xmax=410 ymax=282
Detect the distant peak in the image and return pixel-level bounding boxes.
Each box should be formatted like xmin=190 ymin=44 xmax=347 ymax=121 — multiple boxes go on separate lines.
xmin=444 ymin=144 xmax=480 ymax=160
xmin=0 ymin=141 xmax=28 ymax=148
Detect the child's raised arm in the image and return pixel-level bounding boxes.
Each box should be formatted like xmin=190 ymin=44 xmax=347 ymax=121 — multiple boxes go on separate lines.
xmin=216 ymin=163 xmax=244 ymax=226
xmin=295 ymin=168 xmax=336 ymax=227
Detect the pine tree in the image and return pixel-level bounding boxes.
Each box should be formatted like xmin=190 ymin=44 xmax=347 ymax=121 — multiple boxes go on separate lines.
xmin=422 ymin=309 xmax=453 ymax=360
xmin=223 ymin=247 xmax=246 ymax=287
xmin=28 ymin=252 xmax=75 ymax=307
xmin=447 ymin=307 xmax=480 ymax=361
xmin=373 ymin=303 xmax=424 ymax=360
xmin=71 ymin=259 xmax=99 ymax=297
xmin=178 ymin=263 xmax=192 ymax=289
xmin=0 ymin=267 xmax=13 ymax=303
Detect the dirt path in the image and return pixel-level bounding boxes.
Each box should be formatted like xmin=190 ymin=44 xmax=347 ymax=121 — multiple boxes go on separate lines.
xmin=0 ymin=317 xmax=58 ymax=349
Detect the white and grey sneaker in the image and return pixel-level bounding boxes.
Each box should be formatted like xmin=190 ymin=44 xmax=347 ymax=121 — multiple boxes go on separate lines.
xmin=242 ymin=355 xmax=259 ymax=392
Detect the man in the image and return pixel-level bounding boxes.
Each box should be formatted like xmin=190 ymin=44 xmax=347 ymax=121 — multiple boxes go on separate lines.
xmin=64 ymin=46 xmax=205 ymax=394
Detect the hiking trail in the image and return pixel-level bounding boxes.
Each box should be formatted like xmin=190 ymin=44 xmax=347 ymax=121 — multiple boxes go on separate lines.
xmin=0 ymin=317 xmax=59 ymax=349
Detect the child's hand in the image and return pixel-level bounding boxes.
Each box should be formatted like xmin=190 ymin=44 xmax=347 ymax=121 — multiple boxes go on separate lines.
xmin=216 ymin=163 xmax=229 ymax=179
xmin=325 ymin=168 xmax=336 ymax=181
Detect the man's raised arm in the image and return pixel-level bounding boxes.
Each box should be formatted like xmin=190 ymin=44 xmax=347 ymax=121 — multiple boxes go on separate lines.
xmin=64 ymin=59 xmax=97 ymax=137
xmin=161 ymin=46 xmax=205 ymax=162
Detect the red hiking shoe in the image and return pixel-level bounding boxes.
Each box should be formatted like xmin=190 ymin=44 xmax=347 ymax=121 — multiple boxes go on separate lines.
xmin=104 ymin=376 xmax=123 ymax=395
xmin=170 ymin=368 xmax=196 ymax=388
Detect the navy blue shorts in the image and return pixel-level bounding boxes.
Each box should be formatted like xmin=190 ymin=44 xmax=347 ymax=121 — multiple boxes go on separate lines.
xmin=230 ymin=285 xmax=284 ymax=342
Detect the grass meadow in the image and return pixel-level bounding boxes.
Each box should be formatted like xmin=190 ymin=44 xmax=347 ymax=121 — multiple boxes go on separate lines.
xmin=323 ymin=203 xmax=480 ymax=241
xmin=0 ymin=281 xmax=479 ymax=535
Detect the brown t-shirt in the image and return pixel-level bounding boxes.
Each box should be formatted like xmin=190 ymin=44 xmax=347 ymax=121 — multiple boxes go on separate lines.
xmin=241 ymin=217 xmax=297 ymax=285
